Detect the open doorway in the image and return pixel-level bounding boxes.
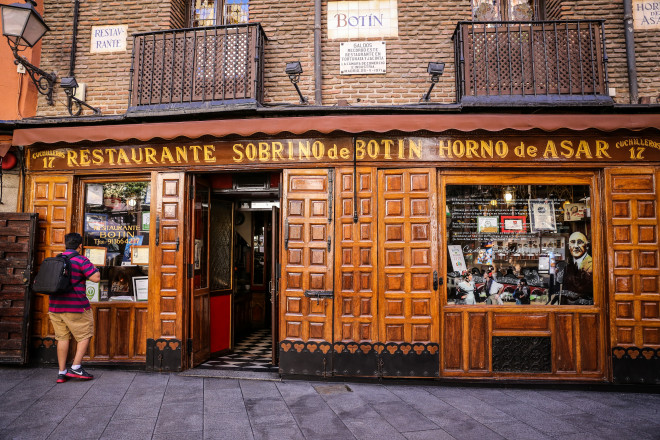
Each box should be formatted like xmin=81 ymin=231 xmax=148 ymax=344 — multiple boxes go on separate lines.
xmin=191 ymin=171 xmax=280 ymax=372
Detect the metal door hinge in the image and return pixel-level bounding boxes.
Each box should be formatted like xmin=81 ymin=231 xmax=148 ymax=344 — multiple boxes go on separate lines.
xmin=188 ymin=263 xmax=193 ymax=279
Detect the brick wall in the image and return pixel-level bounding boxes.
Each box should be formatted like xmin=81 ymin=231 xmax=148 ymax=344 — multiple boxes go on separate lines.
xmin=32 ymin=1 xmax=653 ymax=115
xmin=36 ymin=0 xmax=187 ymax=117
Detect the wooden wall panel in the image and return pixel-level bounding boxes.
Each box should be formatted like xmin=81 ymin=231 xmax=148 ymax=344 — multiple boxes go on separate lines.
xmin=443 ymin=312 xmax=462 ymax=370
xmin=25 ymin=175 xmax=73 ymax=340
xmin=334 ymin=168 xmax=378 ymax=343
xmin=555 ymin=313 xmax=576 ymax=372
xmin=579 ymin=313 xmax=600 ymax=372
xmin=606 ymin=168 xmax=660 ymax=349
xmin=89 ymin=305 xmax=147 ymax=362
xmin=468 ymin=312 xmax=488 ymax=371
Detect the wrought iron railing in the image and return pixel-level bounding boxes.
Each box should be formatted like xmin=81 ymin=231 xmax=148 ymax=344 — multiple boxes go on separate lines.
xmin=129 ymin=23 xmax=266 ymax=110
xmin=453 ymin=21 xmax=610 ymax=105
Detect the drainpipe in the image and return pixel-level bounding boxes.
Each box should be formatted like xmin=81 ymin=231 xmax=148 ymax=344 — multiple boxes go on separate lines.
xmin=69 ymin=0 xmax=80 ymax=77
xmin=623 ymin=0 xmax=638 ymax=104
xmin=314 ymin=0 xmax=322 ymax=105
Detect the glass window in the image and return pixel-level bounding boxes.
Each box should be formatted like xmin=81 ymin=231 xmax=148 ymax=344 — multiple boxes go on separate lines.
xmin=82 ymin=181 xmax=150 ymax=302
xmin=191 ymin=0 xmax=249 ymax=27
xmin=446 ymin=184 xmax=593 ymax=306
xmin=472 ymin=0 xmax=537 ymax=20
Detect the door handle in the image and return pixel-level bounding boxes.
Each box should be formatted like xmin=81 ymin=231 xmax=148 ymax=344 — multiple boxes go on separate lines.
xmin=433 ymin=270 xmax=438 ymax=291
xmin=155 ymin=215 xmax=160 ymax=246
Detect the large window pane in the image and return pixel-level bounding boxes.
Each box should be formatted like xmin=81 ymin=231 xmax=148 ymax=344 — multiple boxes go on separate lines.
xmin=82 ymin=181 xmax=150 ymax=302
xmin=446 ymin=184 xmax=593 ymax=306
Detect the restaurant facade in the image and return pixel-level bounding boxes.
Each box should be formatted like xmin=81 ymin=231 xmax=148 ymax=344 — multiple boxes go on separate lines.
xmin=11 ymin=111 xmax=660 ymax=384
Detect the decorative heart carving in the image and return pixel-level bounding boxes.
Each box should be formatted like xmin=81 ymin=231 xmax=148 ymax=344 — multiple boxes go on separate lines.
xmin=320 ymin=344 xmax=331 ymax=354
xmin=413 ymin=344 xmax=425 ymax=355
xmin=387 ymin=345 xmax=398 ymax=355
xmin=374 ymin=344 xmax=385 ymax=354
xmin=347 ymin=343 xmax=358 ymax=354
xmin=400 ymin=344 xmax=412 ymax=355
xmin=641 ymin=348 xmax=655 ymax=360
xmin=612 ymin=348 xmax=626 ymax=359
xmin=294 ymin=342 xmax=305 ymax=353
xmin=281 ymin=342 xmax=292 ymax=352
xmin=333 ymin=344 xmax=344 ymax=353
xmin=169 ymin=341 xmax=179 ymax=350
xmin=359 ymin=344 xmax=372 ymax=354
xmin=43 ymin=339 xmax=53 ymax=349
xmin=156 ymin=341 xmax=167 ymax=350
xmin=307 ymin=343 xmax=318 ymax=353
xmin=427 ymin=346 xmax=439 ymax=355
xmin=628 ymin=348 xmax=640 ymax=359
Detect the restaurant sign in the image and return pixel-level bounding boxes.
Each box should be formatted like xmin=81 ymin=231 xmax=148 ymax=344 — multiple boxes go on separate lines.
xmin=28 ymin=135 xmax=660 ymax=171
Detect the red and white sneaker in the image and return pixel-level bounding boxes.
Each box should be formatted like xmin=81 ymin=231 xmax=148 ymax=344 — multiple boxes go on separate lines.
xmin=66 ymin=366 xmax=94 ymax=380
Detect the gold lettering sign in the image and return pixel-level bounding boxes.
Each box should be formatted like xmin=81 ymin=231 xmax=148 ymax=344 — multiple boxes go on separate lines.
xmin=27 ymin=136 xmax=660 ymax=171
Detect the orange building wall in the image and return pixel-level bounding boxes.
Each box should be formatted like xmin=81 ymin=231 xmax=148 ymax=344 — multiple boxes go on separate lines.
xmin=0 ymin=0 xmax=41 ymax=120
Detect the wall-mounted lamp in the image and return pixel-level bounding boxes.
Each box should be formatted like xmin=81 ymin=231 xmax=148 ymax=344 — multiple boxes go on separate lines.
xmin=1 ymin=0 xmax=56 ymax=105
xmin=285 ymin=61 xmax=307 ymax=104
xmin=61 ymin=76 xmax=100 ymax=116
xmin=421 ymin=62 xmax=445 ymax=102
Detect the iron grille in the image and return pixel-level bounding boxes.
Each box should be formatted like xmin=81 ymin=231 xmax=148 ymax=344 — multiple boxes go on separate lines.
xmin=129 ymin=23 xmax=266 ymax=110
xmin=453 ymin=21 xmax=610 ymax=105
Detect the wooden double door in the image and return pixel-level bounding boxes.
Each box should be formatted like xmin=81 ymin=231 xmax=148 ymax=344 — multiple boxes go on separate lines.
xmin=280 ymin=167 xmax=441 ymax=377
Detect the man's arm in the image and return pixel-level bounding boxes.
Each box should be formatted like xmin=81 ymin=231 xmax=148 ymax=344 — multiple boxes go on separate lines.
xmin=89 ymin=271 xmax=101 ymax=283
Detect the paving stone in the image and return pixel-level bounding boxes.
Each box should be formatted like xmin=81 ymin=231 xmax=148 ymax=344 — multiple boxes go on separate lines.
xmin=403 ymin=429 xmax=456 ymax=440
xmin=154 ymin=401 xmax=204 ymax=434
xmin=371 ymin=401 xmax=439 ymax=433
xmin=100 ymin=417 xmax=157 ymax=440
xmin=46 ymin=405 xmax=115 ymax=440
xmin=204 ymin=408 xmax=254 ymax=440
xmin=485 ymin=421 xmax=553 ymax=440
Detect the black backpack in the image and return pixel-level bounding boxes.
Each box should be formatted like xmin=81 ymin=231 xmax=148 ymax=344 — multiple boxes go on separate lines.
xmin=32 ymin=252 xmax=77 ymax=296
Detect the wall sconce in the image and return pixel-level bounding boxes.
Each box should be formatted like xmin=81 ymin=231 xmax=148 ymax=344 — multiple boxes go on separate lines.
xmin=421 ymin=62 xmax=445 ymax=102
xmin=61 ymin=76 xmax=100 ymax=116
xmin=1 ymin=0 xmax=56 ymax=105
xmin=285 ymin=61 xmax=307 ymax=104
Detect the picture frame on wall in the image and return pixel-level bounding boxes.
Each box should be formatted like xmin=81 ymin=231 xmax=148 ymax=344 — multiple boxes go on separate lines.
xmin=133 ymin=276 xmax=149 ymax=301
xmin=84 ymin=213 xmax=107 ymax=233
xmin=86 ymin=184 xmax=104 ymax=206
xmin=477 ymin=216 xmax=498 ymax=234
xmin=501 ymin=215 xmax=526 ymax=233
xmin=83 ymin=246 xmax=107 ymax=266
xmin=141 ymin=212 xmax=150 ymax=231
xmin=529 ymin=201 xmax=556 ymax=232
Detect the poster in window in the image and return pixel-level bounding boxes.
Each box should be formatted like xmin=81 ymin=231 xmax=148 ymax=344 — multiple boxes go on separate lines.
xmin=448 ymin=245 xmax=467 ymax=273
xmin=84 ymin=213 xmax=107 ymax=233
xmin=564 ymin=203 xmax=586 ymax=222
xmin=501 ymin=215 xmax=526 ymax=233
xmin=141 ymin=212 xmax=150 ymax=231
xmin=477 ymin=216 xmax=498 ymax=234
xmin=85 ymin=281 xmax=100 ymax=302
xmin=83 ymin=246 xmax=107 ymax=266
xmin=133 ymin=276 xmax=149 ymax=301
xmin=529 ymin=201 xmax=556 ymax=232
xmin=86 ymin=184 xmax=104 ymax=206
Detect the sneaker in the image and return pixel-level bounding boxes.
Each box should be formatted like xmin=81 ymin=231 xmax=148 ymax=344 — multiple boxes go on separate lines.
xmin=65 ymin=366 xmax=93 ymax=380
xmin=56 ymin=373 xmax=67 ymax=383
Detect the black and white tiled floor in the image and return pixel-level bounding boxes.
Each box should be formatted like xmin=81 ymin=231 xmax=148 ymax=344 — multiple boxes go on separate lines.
xmin=198 ymin=328 xmax=277 ymax=372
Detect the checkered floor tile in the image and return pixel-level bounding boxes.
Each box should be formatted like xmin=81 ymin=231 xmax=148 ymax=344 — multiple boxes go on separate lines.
xmin=198 ymin=329 xmax=277 ymax=372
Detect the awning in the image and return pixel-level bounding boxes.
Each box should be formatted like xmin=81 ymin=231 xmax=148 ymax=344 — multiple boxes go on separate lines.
xmin=12 ymin=113 xmax=660 ymax=147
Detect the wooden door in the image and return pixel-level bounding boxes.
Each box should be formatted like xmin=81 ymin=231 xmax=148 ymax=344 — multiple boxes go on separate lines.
xmin=147 ymin=172 xmax=186 ymax=372
xmin=333 ymin=167 xmax=379 ymax=376
xmin=271 ymin=205 xmax=280 ymax=365
xmin=377 ymin=169 xmax=440 ymax=376
xmin=189 ymin=176 xmax=211 ymax=366
xmin=279 ymin=169 xmax=335 ymax=376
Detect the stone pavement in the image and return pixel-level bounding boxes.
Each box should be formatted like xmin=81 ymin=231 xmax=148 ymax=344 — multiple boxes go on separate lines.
xmin=0 ymin=366 xmax=658 ymax=440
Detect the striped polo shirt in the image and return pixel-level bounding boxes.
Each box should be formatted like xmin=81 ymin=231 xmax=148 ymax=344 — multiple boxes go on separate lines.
xmin=48 ymin=250 xmax=99 ymax=313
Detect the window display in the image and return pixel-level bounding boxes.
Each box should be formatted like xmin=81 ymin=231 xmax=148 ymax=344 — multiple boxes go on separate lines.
xmin=82 ymin=181 xmax=150 ymax=301
xmin=446 ymin=184 xmax=593 ymax=306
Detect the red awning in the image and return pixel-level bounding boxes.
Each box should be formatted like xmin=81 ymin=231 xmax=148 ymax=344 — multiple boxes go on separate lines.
xmin=12 ymin=113 xmax=660 ymax=146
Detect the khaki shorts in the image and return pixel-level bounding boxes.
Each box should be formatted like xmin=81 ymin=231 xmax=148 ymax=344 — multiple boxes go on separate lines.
xmin=49 ymin=309 xmax=94 ymax=342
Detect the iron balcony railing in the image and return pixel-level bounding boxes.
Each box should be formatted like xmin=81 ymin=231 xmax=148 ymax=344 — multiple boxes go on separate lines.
xmin=453 ymin=21 xmax=611 ymax=105
xmin=129 ymin=23 xmax=266 ymax=110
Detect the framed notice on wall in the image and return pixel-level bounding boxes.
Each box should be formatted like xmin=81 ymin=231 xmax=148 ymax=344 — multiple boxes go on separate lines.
xmin=529 ymin=201 xmax=556 ymax=232
xmin=83 ymin=246 xmax=107 ymax=266
xmin=132 ymin=276 xmax=148 ymax=301
xmin=130 ymin=245 xmax=149 ymax=265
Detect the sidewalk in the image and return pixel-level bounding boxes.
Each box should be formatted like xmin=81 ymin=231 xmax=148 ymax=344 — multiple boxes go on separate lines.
xmin=0 ymin=366 xmax=658 ymax=440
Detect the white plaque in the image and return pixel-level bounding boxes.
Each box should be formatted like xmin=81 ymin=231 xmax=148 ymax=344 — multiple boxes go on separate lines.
xmin=633 ymin=0 xmax=660 ymax=29
xmin=340 ymin=41 xmax=386 ymax=75
xmin=90 ymin=25 xmax=128 ymax=53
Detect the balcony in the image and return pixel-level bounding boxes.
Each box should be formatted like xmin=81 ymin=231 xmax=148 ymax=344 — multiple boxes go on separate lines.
xmin=129 ymin=23 xmax=266 ymax=112
xmin=453 ymin=21 xmax=613 ymax=106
